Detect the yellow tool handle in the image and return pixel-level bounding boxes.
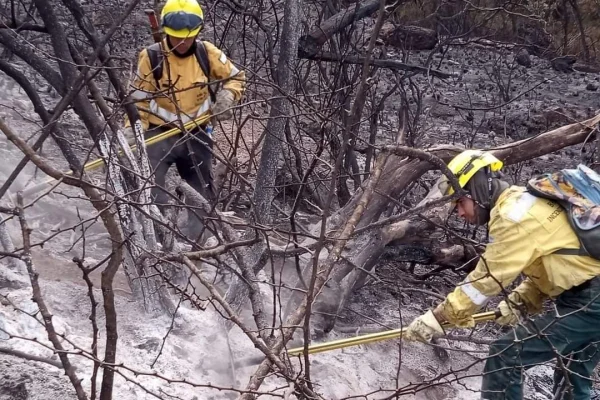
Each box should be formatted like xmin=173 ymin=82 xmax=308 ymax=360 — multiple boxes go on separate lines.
xmin=18 ymin=115 xmax=210 ymax=198
xmin=286 ymin=310 xmax=500 ymax=357
xmin=287 ymin=327 xmax=405 ymax=356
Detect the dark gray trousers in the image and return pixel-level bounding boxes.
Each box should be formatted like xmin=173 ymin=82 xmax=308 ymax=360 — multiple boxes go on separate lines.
xmin=145 ymin=124 xmax=215 ymax=241
xmin=481 ymin=277 xmax=600 ymax=399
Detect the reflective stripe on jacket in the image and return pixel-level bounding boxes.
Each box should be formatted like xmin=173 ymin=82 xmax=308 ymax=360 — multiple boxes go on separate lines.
xmin=437 ymin=185 xmax=600 ymax=327
xmin=128 ymin=39 xmax=245 ymax=129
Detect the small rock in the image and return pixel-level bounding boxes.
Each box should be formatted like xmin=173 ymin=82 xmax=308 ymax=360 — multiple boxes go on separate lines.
xmin=0 ymin=267 xmax=28 ymax=290
xmin=0 ymin=381 xmax=28 ymax=400
xmin=551 ymin=56 xmax=576 ymax=73
xmin=0 ymin=320 xmax=8 ymax=340
xmin=586 ymin=83 xmax=598 ymax=91
xmin=515 ymin=49 xmax=531 ymax=68
xmin=378 ymin=23 xmax=438 ymax=50
xmin=133 ymin=337 xmax=161 ymax=351
xmin=13 ymin=100 xmax=29 ymax=112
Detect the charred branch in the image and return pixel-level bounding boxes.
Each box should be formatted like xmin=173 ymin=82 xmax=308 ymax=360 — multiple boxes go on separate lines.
xmin=0 ymin=345 xmax=63 ymax=368
xmin=0 ymin=20 xmax=47 ymax=32
xmin=298 ymin=0 xmax=403 ymax=57
xmin=60 ymin=0 xmax=144 ymax=126
xmin=0 ymin=60 xmax=83 ymax=200
xmin=0 ymin=30 xmax=65 ymax=94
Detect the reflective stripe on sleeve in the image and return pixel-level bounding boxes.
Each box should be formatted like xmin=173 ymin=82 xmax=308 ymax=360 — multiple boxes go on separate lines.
xmin=195 ymin=98 xmax=211 ymax=116
xmin=228 ymin=65 xmax=240 ymax=78
xmin=219 ymin=51 xmax=227 ymax=64
xmin=460 ymin=280 xmax=489 ymax=305
xmin=131 ymin=90 xmax=150 ymax=100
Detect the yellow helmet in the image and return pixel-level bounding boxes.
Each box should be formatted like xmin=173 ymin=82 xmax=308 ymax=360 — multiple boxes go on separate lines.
xmin=445 ymin=150 xmax=503 ymax=195
xmin=161 ymin=0 xmax=204 ymax=38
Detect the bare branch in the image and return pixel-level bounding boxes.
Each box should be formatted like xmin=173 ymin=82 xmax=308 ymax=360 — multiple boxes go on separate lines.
xmin=15 ymin=193 xmax=88 ymax=400
xmin=0 ymin=345 xmax=63 ymax=368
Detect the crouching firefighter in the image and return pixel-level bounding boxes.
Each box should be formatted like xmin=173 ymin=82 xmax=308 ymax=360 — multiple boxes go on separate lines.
xmin=403 ymin=149 xmax=600 ymax=400
xmin=124 ymin=0 xmax=246 ymax=242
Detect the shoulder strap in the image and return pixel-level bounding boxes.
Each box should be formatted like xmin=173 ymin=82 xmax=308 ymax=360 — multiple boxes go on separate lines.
xmin=146 ymin=42 xmax=163 ymax=87
xmin=195 ymin=41 xmax=216 ymax=103
xmin=553 ymin=248 xmax=590 ymax=256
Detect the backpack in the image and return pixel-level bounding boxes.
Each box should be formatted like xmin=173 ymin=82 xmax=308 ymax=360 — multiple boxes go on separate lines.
xmin=526 ymin=164 xmax=600 ymax=260
xmin=146 ymin=41 xmax=217 ymax=103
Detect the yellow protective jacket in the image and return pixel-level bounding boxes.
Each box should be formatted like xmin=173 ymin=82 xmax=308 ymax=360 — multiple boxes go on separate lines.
xmin=128 ymin=39 xmax=245 ymax=130
xmin=436 ymin=186 xmax=600 ymax=327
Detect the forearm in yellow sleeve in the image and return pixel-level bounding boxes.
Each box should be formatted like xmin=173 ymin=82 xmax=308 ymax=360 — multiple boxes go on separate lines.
xmin=433 ymin=264 xmax=496 ymax=327
xmin=222 ymin=68 xmax=246 ymax=102
xmin=434 ymin=253 xmax=522 ymax=327
xmin=203 ymin=41 xmax=246 ymax=102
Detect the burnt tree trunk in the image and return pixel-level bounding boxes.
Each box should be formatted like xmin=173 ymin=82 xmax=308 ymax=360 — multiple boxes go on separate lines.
xmin=222 ymin=0 xmax=301 ymax=325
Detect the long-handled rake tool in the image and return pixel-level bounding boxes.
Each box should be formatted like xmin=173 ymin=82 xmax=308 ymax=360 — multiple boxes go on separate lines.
xmin=236 ymin=310 xmax=501 ymax=367
xmin=16 ymin=114 xmax=211 ymax=200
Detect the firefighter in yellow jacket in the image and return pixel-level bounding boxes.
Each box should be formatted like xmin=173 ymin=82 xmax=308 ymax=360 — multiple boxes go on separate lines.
xmin=404 ymin=150 xmax=600 ymax=399
xmin=125 ymin=0 xmax=245 ymax=241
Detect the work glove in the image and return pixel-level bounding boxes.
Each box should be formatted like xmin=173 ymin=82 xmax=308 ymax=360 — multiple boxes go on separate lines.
xmin=496 ymin=291 xmax=534 ymax=326
xmin=403 ymin=310 xmax=445 ymax=343
xmin=496 ymin=300 xmax=523 ymax=326
xmin=211 ymin=90 xmax=235 ymax=121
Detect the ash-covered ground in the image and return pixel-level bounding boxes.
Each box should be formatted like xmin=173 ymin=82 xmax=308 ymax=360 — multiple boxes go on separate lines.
xmin=0 ymin=37 xmax=599 ymax=400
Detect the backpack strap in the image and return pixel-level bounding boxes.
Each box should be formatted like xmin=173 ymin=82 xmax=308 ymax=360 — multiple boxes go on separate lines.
xmin=553 ymin=248 xmax=589 ymax=256
xmin=146 ymin=42 xmax=164 ymax=87
xmin=195 ymin=41 xmax=216 ymax=104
